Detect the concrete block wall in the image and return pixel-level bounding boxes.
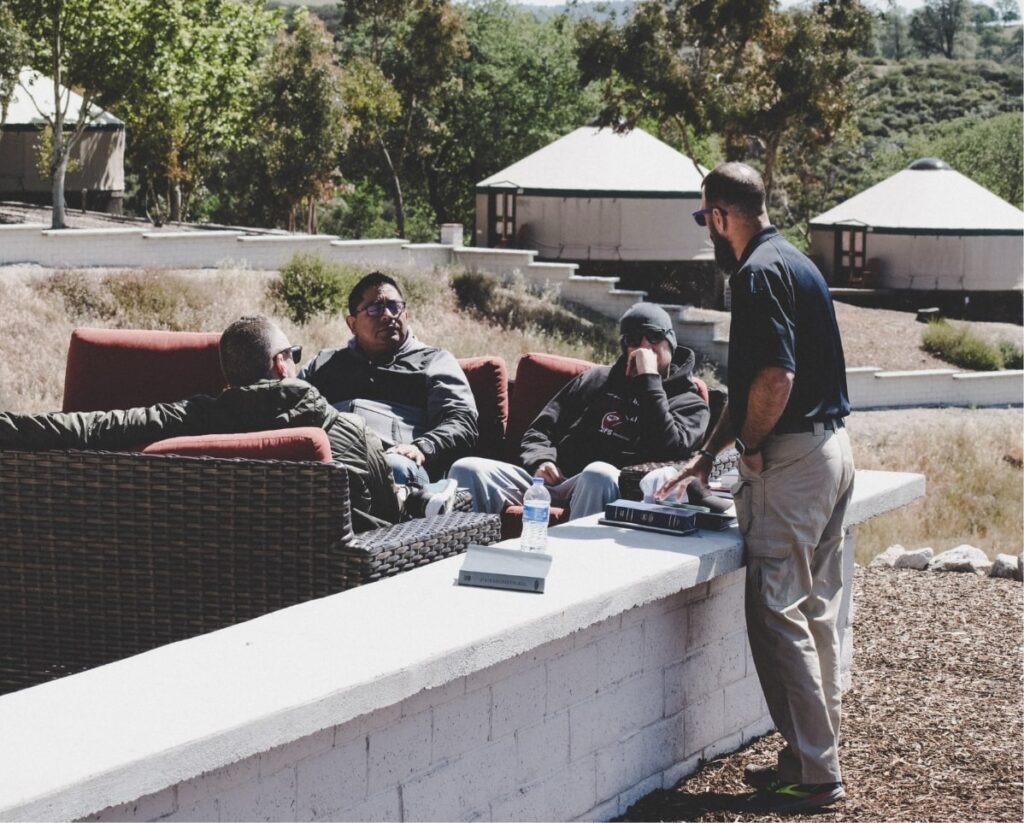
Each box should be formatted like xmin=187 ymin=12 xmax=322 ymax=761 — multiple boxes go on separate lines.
xmin=89 ymin=569 xmax=770 ymax=823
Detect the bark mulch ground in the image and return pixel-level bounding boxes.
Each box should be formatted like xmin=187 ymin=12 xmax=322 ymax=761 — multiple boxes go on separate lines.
xmin=619 ymin=567 xmax=1023 ymax=822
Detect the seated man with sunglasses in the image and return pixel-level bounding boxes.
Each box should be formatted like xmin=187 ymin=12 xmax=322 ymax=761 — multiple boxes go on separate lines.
xmin=299 ymin=271 xmax=478 ymax=486
xmin=0 ymin=315 xmax=458 ymax=532
xmin=448 ymin=303 xmax=710 ymax=518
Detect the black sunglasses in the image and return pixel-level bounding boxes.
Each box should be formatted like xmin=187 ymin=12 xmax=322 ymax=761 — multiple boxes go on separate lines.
xmin=357 ymin=299 xmax=407 ymax=317
xmin=692 ymin=206 xmax=728 ymax=227
xmin=275 ymin=344 xmax=302 ymax=364
xmin=621 ymin=329 xmax=668 ymax=348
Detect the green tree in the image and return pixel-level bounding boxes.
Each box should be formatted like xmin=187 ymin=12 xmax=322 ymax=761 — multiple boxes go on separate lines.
xmin=909 ymin=0 xmax=969 ymax=57
xmin=7 ymin=0 xmax=149 ymax=228
xmin=877 ymin=0 xmax=910 ymax=60
xmin=420 ymin=1 xmax=601 ymax=227
xmin=0 ymin=3 xmax=27 ymax=131
xmin=576 ymin=0 xmax=871 ymax=198
xmin=335 ymin=0 xmax=470 ymax=238
xmin=108 ymin=0 xmax=278 ymax=224
xmin=257 ymin=10 xmax=350 ymax=233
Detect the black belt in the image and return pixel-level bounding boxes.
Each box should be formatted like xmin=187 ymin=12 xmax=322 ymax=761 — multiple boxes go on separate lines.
xmin=774 ymin=418 xmax=845 ymax=436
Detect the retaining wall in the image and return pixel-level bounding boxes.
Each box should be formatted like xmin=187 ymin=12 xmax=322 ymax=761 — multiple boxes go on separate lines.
xmin=0 ymin=471 xmax=924 ymax=823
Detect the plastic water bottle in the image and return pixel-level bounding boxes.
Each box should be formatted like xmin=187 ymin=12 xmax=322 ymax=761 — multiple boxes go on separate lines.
xmin=521 ymin=477 xmax=551 ymax=552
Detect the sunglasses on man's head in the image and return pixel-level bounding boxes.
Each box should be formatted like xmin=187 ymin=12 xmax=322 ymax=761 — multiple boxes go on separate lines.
xmin=275 ymin=344 xmax=302 ymax=363
xmin=621 ymin=329 xmax=668 ymax=348
xmin=692 ymin=206 xmax=728 ymax=227
xmin=357 ymin=299 xmax=407 ymax=317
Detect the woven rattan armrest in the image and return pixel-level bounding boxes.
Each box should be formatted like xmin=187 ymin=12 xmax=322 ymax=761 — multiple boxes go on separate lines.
xmin=618 ymin=449 xmax=741 ymax=501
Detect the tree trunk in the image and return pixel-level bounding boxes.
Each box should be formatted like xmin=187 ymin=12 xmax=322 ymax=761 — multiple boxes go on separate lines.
xmin=378 ymin=134 xmax=405 ymax=238
xmin=307 ymin=197 xmax=317 ymax=234
xmin=169 ymin=182 xmax=182 ymax=223
xmin=50 ymin=23 xmax=65 ymax=230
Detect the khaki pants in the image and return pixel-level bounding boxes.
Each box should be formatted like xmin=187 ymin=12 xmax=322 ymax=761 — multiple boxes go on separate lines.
xmin=734 ymin=426 xmax=855 ymax=784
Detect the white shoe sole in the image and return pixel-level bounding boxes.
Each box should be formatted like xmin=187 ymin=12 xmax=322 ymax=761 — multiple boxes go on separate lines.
xmin=425 ymin=479 xmax=457 ymax=516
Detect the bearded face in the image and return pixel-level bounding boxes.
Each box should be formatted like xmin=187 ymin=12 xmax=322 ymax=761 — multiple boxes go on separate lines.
xmin=709 ymin=222 xmax=739 ymax=272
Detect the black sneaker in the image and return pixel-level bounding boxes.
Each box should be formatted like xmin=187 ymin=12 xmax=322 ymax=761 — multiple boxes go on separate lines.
xmin=752 ymin=780 xmax=845 ymax=814
xmin=404 ymin=478 xmax=458 ymax=517
xmin=743 ymin=762 xmax=777 ymax=790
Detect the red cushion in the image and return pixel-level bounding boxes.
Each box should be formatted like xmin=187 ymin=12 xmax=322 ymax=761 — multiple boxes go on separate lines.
xmin=500 ymin=505 xmax=571 ymax=540
xmin=142 ymin=427 xmax=333 ymax=462
xmin=62 ymin=327 xmax=226 ymax=412
xmin=458 ymin=356 xmax=509 ymax=460
xmin=506 ymin=352 xmax=594 ymax=463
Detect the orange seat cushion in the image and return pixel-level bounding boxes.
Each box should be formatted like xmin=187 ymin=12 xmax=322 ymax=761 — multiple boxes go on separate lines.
xmin=458 ymin=356 xmax=509 ymax=461
xmin=63 ymin=327 xmax=225 ymax=412
xmin=142 ymin=427 xmax=333 ymax=462
xmin=505 ymin=352 xmax=594 ymax=464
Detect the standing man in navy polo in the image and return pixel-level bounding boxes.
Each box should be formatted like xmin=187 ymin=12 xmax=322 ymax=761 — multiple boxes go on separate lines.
xmin=658 ymin=162 xmax=855 ymax=815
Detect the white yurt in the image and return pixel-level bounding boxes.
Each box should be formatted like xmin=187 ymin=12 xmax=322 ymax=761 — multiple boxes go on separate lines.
xmin=475 ymin=126 xmax=710 ymax=263
xmin=808 ymin=158 xmax=1024 ymax=295
xmin=0 ymin=67 xmax=125 ymax=212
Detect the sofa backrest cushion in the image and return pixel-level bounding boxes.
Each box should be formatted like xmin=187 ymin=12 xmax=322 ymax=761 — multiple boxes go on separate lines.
xmin=506 ymin=352 xmax=594 ymax=463
xmin=63 ymin=327 xmax=226 ymax=412
xmin=457 ymin=356 xmax=509 ymax=460
xmin=142 ymin=427 xmax=333 ymax=462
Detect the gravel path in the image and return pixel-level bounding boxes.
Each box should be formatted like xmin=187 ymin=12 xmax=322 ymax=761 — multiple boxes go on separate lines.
xmin=619 ymin=567 xmax=1023 ymax=822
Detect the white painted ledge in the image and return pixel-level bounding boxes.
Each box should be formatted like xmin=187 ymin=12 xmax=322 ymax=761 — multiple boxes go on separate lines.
xmin=0 ymin=470 xmax=923 ymax=822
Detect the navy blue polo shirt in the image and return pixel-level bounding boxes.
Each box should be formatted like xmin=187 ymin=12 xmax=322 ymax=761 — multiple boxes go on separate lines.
xmin=727 ymin=226 xmax=850 ymax=436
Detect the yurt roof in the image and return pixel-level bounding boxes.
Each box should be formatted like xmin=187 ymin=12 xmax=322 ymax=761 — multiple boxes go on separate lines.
xmin=3 ymin=67 xmax=123 ymax=130
xmin=810 ymin=161 xmax=1023 ymax=235
xmin=477 ymin=126 xmax=707 ymax=198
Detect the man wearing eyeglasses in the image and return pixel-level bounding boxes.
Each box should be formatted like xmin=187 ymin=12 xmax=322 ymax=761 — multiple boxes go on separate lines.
xmin=0 ymin=316 xmax=457 ymax=531
xmin=657 ymin=162 xmax=855 ymax=815
xmin=448 ymin=302 xmax=709 ymax=518
xmin=299 ymin=271 xmax=479 ymax=486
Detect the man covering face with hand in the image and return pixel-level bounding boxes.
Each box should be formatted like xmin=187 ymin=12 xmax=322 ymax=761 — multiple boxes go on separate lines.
xmin=448 ymin=302 xmax=710 ymax=518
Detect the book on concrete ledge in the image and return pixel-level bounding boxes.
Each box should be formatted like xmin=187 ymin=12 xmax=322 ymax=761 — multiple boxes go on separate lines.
xmin=600 ymin=499 xmax=698 ymax=536
xmin=457 ymin=544 xmax=553 ymax=593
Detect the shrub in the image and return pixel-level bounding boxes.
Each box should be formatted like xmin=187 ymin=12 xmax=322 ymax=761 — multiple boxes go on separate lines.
xmin=998 ymin=340 xmax=1023 ymax=370
xmin=103 ymin=270 xmax=206 ymax=330
xmin=34 ymin=270 xmax=115 ymax=321
xmin=270 ymin=254 xmax=362 ymax=323
xmin=921 ymin=319 xmax=1004 ymax=371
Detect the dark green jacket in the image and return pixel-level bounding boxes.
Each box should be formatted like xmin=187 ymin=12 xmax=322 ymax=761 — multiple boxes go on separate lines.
xmin=0 ymin=379 xmax=399 ymax=532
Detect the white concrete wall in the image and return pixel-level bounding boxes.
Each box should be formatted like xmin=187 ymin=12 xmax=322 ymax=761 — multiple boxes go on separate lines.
xmin=0 ymin=471 xmax=924 ymax=823
xmin=87 ymin=570 xmax=771 ymax=823
xmin=847 ymin=366 xmax=1024 ymax=409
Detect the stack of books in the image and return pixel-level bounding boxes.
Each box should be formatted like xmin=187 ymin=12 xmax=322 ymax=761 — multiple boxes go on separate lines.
xmin=601 ymin=498 xmax=737 ymax=534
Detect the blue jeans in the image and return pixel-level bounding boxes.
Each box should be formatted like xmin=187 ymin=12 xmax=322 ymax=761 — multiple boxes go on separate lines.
xmin=387 ymin=453 xmax=431 ymax=487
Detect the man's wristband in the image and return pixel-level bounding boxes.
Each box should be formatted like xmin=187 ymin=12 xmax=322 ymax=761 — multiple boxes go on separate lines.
xmin=696 ymin=448 xmax=716 ymax=462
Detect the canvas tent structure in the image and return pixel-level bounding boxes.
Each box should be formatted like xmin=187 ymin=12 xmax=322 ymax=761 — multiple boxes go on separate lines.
xmin=0 ymin=68 xmax=125 ymax=213
xmin=475 ymin=126 xmax=711 ymax=264
xmin=808 ymin=159 xmax=1023 ymax=318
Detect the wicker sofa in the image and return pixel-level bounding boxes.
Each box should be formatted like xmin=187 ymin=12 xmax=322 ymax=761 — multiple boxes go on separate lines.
xmin=0 ymin=329 xmax=502 ymax=695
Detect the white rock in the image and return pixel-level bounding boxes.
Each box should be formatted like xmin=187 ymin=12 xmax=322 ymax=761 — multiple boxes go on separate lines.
xmin=894 ymin=547 xmax=934 ymax=571
xmin=990 ymin=554 xmax=1021 ymax=580
xmin=929 ymin=544 xmax=992 ymax=574
xmin=870 ymin=545 xmax=906 ymax=568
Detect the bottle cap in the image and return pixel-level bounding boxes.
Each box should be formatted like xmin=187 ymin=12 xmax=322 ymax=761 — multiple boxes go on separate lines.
xmin=532 ymin=477 xmax=544 ymax=485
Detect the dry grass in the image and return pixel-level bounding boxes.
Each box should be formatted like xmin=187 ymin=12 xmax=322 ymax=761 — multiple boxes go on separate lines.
xmin=847 ymin=407 xmax=1023 ymax=563
xmin=0 ymin=263 xmax=622 ymax=414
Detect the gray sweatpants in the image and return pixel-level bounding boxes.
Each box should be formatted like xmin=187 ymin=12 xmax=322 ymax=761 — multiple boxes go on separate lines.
xmin=448 ymin=456 xmax=621 ymax=518
xmin=734 ymin=425 xmax=855 ymax=784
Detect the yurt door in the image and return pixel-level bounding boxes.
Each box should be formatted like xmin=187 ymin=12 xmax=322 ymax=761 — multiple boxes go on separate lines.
xmin=835 ymin=226 xmax=867 ymax=285
xmin=488 ymin=191 xmax=517 ymax=247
